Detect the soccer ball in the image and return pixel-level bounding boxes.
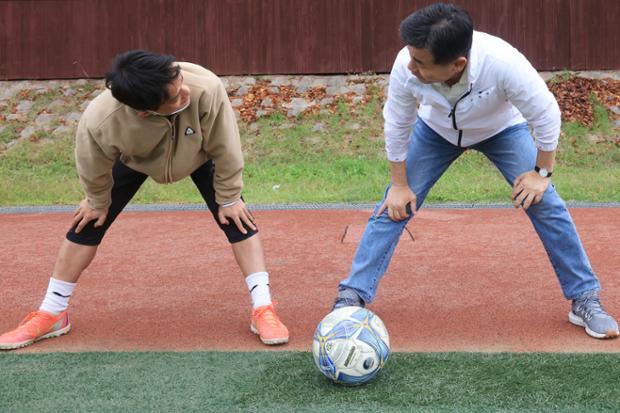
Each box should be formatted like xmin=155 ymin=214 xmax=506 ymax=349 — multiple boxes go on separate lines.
xmin=312 ymin=306 xmax=390 ymax=385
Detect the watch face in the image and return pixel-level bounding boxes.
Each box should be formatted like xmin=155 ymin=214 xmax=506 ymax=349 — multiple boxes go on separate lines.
xmin=538 ymin=167 xmax=549 ymax=177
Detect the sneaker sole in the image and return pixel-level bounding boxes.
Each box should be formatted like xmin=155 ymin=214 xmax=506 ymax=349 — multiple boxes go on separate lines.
xmin=568 ymin=311 xmax=619 ymax=339
xmin=250 ymin=324 xmax=289 ymax=345
xmin=0 ymin=324 xmax=72 ymax=350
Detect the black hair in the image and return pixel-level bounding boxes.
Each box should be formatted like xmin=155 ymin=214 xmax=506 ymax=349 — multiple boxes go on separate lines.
xmin=104 ymin=50 xmax=180 ymax=111
xmin=399 ymin=3 xmax=473 ymax=65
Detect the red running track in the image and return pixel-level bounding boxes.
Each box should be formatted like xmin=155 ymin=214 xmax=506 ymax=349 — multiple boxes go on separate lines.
xmin=0 ymin=207 xmax=618 ymax=353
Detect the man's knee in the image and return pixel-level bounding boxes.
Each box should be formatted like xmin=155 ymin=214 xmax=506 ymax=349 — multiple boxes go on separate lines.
xmin=65 ymin=223 xmax=106 ymax=246
xmin=530 ymin=184 xmax=566 ymax=214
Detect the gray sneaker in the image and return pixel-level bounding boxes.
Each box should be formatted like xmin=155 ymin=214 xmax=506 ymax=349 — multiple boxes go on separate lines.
xmin=332 ymin=288 xmax=365 ymax=310
xmin=569 ymin=292 xmax=619 ymax=339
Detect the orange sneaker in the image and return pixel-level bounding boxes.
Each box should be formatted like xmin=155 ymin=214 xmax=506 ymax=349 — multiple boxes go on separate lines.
xmin=0 ymin=310 xmax=71 ymax=350
xmin=251 ymin=303 xmax=289 ymax=345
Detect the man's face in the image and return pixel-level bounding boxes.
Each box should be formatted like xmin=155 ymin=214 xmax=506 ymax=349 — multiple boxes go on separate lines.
xmin=406 ymin=46 xmax=466 ymax=84
xmin=151 ymin=71 xmax=191 ymax=116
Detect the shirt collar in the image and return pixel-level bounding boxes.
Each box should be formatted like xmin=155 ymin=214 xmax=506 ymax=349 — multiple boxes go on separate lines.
xmin=466 ymin=31 xmax=481 ymax=85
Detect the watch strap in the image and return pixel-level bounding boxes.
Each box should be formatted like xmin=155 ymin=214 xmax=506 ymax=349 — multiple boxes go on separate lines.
xmin=534 ymin=166 xmax=553 ymax=178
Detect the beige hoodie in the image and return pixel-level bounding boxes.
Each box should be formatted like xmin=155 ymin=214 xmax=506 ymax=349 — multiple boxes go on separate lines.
xmin=75 ymin=62 xmax=243 ymax=210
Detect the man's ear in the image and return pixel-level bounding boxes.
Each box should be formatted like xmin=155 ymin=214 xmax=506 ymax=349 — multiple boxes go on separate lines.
xmin=454 ymin=56 xmax=468 ymax=71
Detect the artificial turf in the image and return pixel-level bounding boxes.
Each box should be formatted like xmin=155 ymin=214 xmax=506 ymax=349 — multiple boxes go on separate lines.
xmin=1 ymin=351 xmax=619 ymax=412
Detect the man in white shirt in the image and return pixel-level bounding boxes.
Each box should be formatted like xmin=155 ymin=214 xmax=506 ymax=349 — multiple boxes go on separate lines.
xmin=333 ymin=3 xmax=618 ymax=339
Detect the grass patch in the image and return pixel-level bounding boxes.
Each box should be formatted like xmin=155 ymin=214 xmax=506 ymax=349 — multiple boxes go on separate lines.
xmin=0 ymin=124 xmax=20 ymax=146
xmin=547 ymin=70 xmax=574 ymax=85
xmin=1 ymin=81 xmax=618 ymax=206
xmin=0 ymin=352 xmax=619 ymax=413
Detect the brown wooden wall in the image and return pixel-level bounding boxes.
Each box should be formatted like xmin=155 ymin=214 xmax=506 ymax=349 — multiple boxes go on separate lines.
xmin=0 ymin=0 xmax=618 ymax=79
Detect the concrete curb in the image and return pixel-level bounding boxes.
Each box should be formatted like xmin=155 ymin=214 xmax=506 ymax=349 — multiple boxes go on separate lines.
xmin=1 ymin=202 xmax=619 ymax=214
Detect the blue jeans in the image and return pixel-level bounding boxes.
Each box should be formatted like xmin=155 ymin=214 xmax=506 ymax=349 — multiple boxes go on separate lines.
xmin=339 ymin=119 xmax=600 ymax=302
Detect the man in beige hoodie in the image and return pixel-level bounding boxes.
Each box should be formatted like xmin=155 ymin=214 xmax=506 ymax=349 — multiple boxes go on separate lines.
xmin=0 ymin=50 xmax=289 ymax=349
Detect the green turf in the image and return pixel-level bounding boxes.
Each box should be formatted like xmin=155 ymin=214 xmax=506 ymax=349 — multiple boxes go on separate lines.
xmin=1 ymin=352 xmax=619 ymax=412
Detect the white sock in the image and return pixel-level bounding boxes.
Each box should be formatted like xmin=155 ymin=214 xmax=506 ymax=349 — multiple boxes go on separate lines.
xmin=39 ymin=278 xmax=76 ymax=315
xmin=245 ymin=271 xmax=272 ymax=309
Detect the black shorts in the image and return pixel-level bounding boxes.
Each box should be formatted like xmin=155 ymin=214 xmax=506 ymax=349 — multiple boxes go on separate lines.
xmin=66 ymin=159 xmax=257 ymax=246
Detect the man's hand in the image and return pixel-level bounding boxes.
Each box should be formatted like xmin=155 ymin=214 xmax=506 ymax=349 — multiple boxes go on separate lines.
xmin=376 ymin=184 xmax=417 ymax=222
xmin=218 ymin=200 xmax=256 ymax=234
xmin=511 ymin=171 xmax=550 ymax=210
xmin=72 ymin=198 xmax=108 ymax=233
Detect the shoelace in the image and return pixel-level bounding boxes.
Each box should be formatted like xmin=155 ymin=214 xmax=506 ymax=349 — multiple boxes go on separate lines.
xmin=334 ymin=297 xmax=363 ymax=308
xmin=255 ymin=306 xmax=280 ymax=327
xmin=575 ymin=296 xmax=607 ymax=321
xmin=18 ymin=311 xmax=53 ymax=335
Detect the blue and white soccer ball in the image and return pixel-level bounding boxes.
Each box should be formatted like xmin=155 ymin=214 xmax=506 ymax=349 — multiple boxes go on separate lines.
xmin=313 ymin=306 xmax=390 ymax=385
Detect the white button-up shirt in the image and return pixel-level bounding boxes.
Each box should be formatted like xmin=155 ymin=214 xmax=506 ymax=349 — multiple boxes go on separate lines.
xmin=431 ymin=65 xmax=469 ymax=106
xmin=383 ymin=31 xmax=561 ymax=162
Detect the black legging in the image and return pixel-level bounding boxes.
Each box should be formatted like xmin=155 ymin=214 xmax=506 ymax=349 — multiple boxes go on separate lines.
xmin=66 ymin=159 xmax=257 ymax=246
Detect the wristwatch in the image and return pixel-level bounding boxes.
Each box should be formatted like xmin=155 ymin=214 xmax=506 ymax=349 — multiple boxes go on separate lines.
xmin=534 ymin=166 xmax=553 ymax=178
